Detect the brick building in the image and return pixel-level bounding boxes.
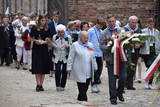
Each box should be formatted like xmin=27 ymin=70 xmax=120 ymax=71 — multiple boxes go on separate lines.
xmin=68 ymin=0 xmax=159 ymax=27
xmin=0 ymin=0 xmax=159 ymax=28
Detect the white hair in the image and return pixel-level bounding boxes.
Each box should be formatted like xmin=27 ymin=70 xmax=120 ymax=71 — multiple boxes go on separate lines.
xmin=129 ymin=16 xmax=138 ymax=21
xmin=56 ymin=24 xmax=66 ymax=32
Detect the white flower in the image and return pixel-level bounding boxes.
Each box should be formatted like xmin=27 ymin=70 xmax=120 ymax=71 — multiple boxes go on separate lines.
xmin=133 ymin=34 xmax=139 ymax=37
xmin=131 ymin=38 xmax=140 ymax=42
xmin=124 ymin=40 xmax=129 ymax=44
xmin=140 ymin=33 xmax=147 ymax=36
xmin=112 ymin=34 xmax=116 ymax=38
xmin=121 ymin=29 xmax=125 ymax=33
xmin=107 ymin=41 xmax=113 ymax=46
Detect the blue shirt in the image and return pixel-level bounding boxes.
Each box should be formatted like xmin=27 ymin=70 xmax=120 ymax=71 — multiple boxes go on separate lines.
xmin=88 ymin=26 xmax=103 ymax=57
xmin=106 ymin=25 xmax=119 ymax=37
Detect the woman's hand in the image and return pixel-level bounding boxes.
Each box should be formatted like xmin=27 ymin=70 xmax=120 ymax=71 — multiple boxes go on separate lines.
xmin=45 ymin=37 xmax=51 ymax=43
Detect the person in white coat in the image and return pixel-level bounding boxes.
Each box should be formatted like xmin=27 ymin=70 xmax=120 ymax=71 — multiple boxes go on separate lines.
xmin=67 ymin=31 xmax=97 ymax=101
xmin=15 ymin=16 xmax=29 ymax=69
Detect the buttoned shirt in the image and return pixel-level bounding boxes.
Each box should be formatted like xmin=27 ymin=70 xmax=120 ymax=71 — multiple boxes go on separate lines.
xmin=88 ymin=26 xmax=103 ymax=57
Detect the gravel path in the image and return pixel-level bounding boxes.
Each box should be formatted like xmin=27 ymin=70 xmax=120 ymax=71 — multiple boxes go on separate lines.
xmin=0 ymin=64 xmax=160 ymax=107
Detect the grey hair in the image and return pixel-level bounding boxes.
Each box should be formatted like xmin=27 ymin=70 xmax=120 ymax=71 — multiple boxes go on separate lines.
xmin=67 ymin=21 xmax=76 ymax=29
xmin=74 ymin=20 xmax=81 ymax=24
xmin=79 ymin=31 xmax=88 ymax=38
xmin=129 ymin=16 xmax=138 ymax=21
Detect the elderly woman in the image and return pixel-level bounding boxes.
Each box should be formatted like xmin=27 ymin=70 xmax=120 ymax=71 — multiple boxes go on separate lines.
xmin=67 ymin=21 xmax=79 ymax=42
xmin=51 ymin=24 xmax=72 ymax=91
xmin=67 ymin=31 xmax=97 ymax=101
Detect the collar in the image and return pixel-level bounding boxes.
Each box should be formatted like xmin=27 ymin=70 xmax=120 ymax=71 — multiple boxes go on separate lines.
xmin=124 ymin=24 xmax=139 ymax=32
xmin=58 ymin=32 xmax=68 ymax=38
xmin=78 ymin=39 xmax=89 ymax=48
xmin=107 ymin=25 xmax=119 ymax=31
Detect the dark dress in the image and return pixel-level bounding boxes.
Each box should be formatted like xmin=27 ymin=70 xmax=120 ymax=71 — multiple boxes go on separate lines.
xmin=30 ymin=27 xmax=50 ymax=74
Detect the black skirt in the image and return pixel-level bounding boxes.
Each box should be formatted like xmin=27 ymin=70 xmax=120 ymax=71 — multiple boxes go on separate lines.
xmin=32 ymin=44 xmax=50 ymax=74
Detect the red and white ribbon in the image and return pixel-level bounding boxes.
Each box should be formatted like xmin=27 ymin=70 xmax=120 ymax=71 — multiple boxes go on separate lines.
xmin=113 ymin=38 xmax=120 ymax=76
xmin=144 ymin=54 xmax=160 ymax=82
xmin=119 ymin=34 xmax=136 ymax=61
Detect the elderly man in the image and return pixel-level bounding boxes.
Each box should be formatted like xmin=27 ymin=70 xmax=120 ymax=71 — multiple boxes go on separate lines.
xmin=67 ymin=31 xmax=97 ymax=101
xmin=124 ymin=16 xmax=142 ymax=90
xmin=100 ymin=14 xmax=126 ymax=105
xmin=51 ymin=24 xmax=72 ymax=91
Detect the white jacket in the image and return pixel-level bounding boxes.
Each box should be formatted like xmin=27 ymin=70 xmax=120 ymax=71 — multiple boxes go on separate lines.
xmin=15 ymin=25 xmax=28 ymax=47
xmin=51 ymin=34 xmax=72 ymax=63
xmin=67 ymin=42 xmax=97 ymax=83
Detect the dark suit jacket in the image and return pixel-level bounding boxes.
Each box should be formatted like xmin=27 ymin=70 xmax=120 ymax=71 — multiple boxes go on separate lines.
xmin=100 ymin=27 xmax=122 ymax=65
xmin=48 ymin=20 xmax=62 ymax=37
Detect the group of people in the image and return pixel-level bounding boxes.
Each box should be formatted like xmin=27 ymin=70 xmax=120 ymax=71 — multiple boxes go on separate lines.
xmin=0 ymin=11 xmax=160 ymax=105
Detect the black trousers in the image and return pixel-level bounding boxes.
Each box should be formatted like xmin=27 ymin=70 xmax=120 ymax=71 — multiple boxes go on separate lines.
xmin=1 ymin=48 xmax=10 ymax=65
xmin=10 ymin=46 xmax=17 ymax=63
xmin=107 ymin=62 xmax=127 ymax=102
xmin=126 ymin=49 xmax=139 ymax=88
xmin=92 ymin=57 xmax=103 ymax=85
xmin=77 ymin=78 xmax=91 ymax=101
xmin=49 ymin=50 xmax=54 ymax=71
xmin=55 ymin=61 xmax=67 ymax=88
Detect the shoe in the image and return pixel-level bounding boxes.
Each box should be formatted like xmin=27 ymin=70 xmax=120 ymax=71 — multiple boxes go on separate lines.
xmin=127 ymin=87 xmax=136 ymax=90
xmin=117 ymin=94 xmax=125 ymax=102
xmin=39 ymin=85 xmax=44 ymax=91
xmin=96 ymin=85 xmax=100 ymax=93
xmin=59 ymin=87 xmax=65 ymax=91
xmin=16 ymin=64 xmax=20 ymax=70
xmin=144 ymin=82 xmax=149 ymax=89
xmin=49 ymin=74 xmax=53 ymax=77
xmin=149 ymin=84 xmax=153 ymax=89
xmin=23 ymin=64 xmax=28 ymax=70
xmin=36 ymin=85 xmax=40 ymax=92
xmin=91 ymin=85 xmax=99 ymax=93
xmin=111 ymin=100 xmax=117 ymax=105
xmin=56 ymin=87 xmax=61 ymax=91
xmin=5 ymin=63 xmax=10 ymax=66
